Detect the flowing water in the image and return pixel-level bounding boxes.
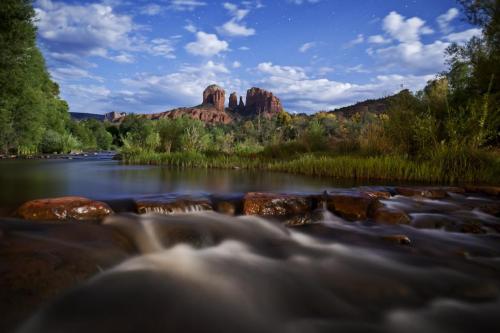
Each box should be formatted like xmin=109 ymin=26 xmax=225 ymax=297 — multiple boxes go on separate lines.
xmin=1 ymin=156 xmax=500 ymax=332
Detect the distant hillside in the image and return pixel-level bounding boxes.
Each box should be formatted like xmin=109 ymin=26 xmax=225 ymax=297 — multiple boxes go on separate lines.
xmin=329 ymin=89 xmax=411 ymax=118
xmin=70 ymin=112 xmax=105 ymax=121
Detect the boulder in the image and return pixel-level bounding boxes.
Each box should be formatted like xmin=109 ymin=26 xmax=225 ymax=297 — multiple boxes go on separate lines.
xmin=202 ymin=84 xmax=225 ymax=112
xmin=326 ymin=193 xmax=381 ymax=221
xmin=16 ymin=196 xmax=113 ymax=221
xmin=244 ymin=87 xmax=284 ymax=118
xmin=243 ymin=192 xmax=312 ymax=216
xmin=372 ymin=207 xmax=411 ymax=225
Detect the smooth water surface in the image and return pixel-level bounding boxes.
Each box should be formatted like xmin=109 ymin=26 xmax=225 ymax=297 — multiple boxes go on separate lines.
xmin=0 ymin=155 xmax=358 ymax=213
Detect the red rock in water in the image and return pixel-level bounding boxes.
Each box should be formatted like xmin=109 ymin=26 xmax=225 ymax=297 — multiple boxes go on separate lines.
xmin=202 ymin=84 xmax=225 ymax=112
xmin=327 ymin=193 xmax=381 ymax=221
xmin=372 ymin=207 xmax=411 ymax=225
xmin=244 ymin=87 xmax=284 ymax=118
xmin=228 ymin=92 xmax=238 ymax=110
xmin=243 ymin=192 xmax=312 ymax=216
xmin=16 ymin=196 xmax=113 ymax=221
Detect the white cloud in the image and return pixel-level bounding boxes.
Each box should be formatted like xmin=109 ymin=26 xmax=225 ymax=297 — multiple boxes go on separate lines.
xmin=288 ymin=0 xmax=321 ymax=4
xmin=107 ymin=53 xmax=135 ymax=63
xmin=217 ymin=2 xmax=256 ymax=37
xmin=257 ymin=62 xmax=308 ymax=80
xmin=217 ymin=20 xmax=256 ymax=37
xmin=344 ymin=34 xmax=364 ymax=48
xmin=35 ymin=0 xmax=135 ymax=56
xmin=367 ymin=35 xmax=391 ymax=44
xmin=140 ymin=4 xmax=162 ymax=16
xmin=149 ymin=38 xmax=176 ymax=59
xmin=239 ymin=46 xmax=250 ymax=51
xmin=445 ymin=28 xmax=482 ymax=43
xmin=374 ymin=40 xmax=449 ymax=73
xmin=223 ymin=2 xmax=250 ymax=20
xmin=185 ymin=31 xmax=229 ymax=56
xmin=50 ymin=66 xmax=104 ymax=82
xmin=383 ymin=11 xmax=433 ymax=43
xmin=116 ymin=61 xmax=242 ymax=111
xmin=255 ymin=62 xmax=432 ymax=112
xmin=437 ymin=8 xmax=459 ymax=33
xmin=299 ymin=42 xmax=316 ymax=53
xmin=346 ymin=64 xmax=370 ymax=73
xmin=184 ymin=23 xmax=197 ymax=33
xmin=232 ymin=61 xmax=242 ymax=68
xmin=169 ymin=0 xmax=206 ymax=11
xmin=35 ymin=0 xmax=177 ymax=63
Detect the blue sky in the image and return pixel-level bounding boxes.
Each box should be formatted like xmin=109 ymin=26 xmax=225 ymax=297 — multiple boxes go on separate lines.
xmin=34 ymin=0 xmax=481 ymax=114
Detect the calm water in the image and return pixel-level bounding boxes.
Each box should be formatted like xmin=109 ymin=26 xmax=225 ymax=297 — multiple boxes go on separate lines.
xmin=0 ymin=155 xmax=358 ymax=213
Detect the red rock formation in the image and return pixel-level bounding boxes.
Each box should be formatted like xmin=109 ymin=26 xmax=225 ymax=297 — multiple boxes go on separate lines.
xmin=238 ymin=96 xmax=245 ymax=110
xmin=144 ymin=106 xmax=233 ymax=125
xmin=229 ymin=92 xmax=238 ymax=110
xmin=244 ymin=87 xmax=284 ymax=118
xmin=202 ymin=85 xmax=225 ymax=112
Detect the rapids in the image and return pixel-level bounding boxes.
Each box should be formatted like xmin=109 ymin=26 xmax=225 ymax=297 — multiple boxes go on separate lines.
xmin=16 ymin=204 xmax=500 ymax=333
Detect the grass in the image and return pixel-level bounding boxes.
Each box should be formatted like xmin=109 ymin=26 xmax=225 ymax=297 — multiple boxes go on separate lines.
xmin=122 ymin=150 xmax=500 ymax=184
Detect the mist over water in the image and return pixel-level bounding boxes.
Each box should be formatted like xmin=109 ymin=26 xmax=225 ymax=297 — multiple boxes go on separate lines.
xmin=18 ymin=210 xmax=500 ymax=333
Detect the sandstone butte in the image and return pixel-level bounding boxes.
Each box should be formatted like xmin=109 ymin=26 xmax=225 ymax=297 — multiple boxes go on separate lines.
xmin=105 ymin=85 xmax=285 ymax=125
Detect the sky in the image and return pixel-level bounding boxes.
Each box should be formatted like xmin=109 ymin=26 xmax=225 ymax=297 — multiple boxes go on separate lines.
xmin=34 ymin=0 xmax=481 ymax=115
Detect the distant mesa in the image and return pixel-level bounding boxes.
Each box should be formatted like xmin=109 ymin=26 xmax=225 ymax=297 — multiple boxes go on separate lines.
xmin=88 ymin=84 xmax=286 ymax=125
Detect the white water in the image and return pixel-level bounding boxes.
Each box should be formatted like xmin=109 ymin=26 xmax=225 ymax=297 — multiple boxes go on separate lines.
xmin=18 ymin=210 xmax=500 ymax=333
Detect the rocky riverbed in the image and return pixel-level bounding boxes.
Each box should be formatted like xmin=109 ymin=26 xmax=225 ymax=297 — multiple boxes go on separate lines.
xmin=2 ymin=186 xmax=500 ymax=332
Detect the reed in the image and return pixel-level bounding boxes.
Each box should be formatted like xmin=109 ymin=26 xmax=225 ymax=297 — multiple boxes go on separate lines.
xmin=122 ymin=150 xmax=500 ymax=184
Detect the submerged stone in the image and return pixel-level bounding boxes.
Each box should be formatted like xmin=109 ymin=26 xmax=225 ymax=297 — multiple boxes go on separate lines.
xmin=373 ymin=207 xmax=411 ymax=225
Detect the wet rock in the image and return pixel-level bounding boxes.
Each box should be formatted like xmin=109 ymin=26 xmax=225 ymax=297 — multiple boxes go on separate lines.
xmin=363 ymin=190 xmax=391 ymax=199
xmin=243 ymin=193 xmax=312 ymax=216
xmin=465 ymin=185 xmax=500 ymax=196
xmin=395 ymin=187 xmax=449 ymax=199
xmin=215 ymin=201 xmax=237 ymax=216
xmin=0 ymin=219 xmax=133 ymax=332
xmin=16 ymin=196 xmax=113 ymax=221
xmin=285 ymin=210 xmax=323 ymax=227
xmin=411 ymin=213 xmax=460 ymax=230
xmin=326 ymin=193 xmax=381 ymax=221
xmin=381 ymin=234 xmax=411 ymax=245
xmin=135 ymin=198 xmax=213 ymax=215
xmin=373 ymin=207 xmax=411 ymax=225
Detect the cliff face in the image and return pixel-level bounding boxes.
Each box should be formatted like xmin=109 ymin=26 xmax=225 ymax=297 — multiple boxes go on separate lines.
xmin=202 ymin=85 xmax=225 ymax=112
xmin=242 ymin=87 xmax=283 ymax=118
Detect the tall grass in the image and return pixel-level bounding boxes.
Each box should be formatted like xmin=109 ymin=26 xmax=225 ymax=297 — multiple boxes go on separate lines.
xmin=122 ymin=150 xmax=500 ymax=184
